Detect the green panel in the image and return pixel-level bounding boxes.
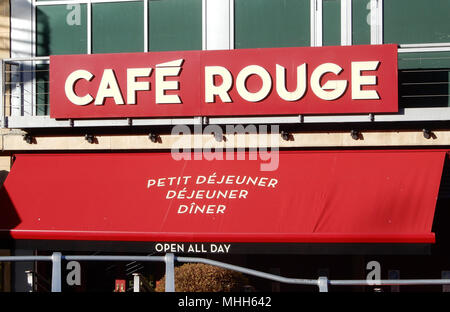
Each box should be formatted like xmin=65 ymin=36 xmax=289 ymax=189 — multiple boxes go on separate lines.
xmin=352 ymin=0 xmax=370 ymax=45
xmin=149 ymin=0 xmax=202 ymax=52
xmin=36 ymin=4 xmax=87 ymax=56
xmin=323 ymin=0 xmax=340 ymax=46
xmin=399 ymin=52 xmax=450 ymax=70
xmin=384 ymin=0 xmax=450 ymax=44
xmin=235 ymin=0 xmax=310 ymax=49
xmin=36 ymin=64 xmax=49 ymax=116
xmin=92 ymin=2 xmax=144 ymax=54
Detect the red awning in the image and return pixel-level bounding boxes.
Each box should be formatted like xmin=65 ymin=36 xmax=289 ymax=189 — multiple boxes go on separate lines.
xmin=0 ymin=150 xmax=445 ymax=243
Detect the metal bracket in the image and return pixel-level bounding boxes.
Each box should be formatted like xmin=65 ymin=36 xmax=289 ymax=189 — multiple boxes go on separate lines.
xmin=318 ymin=276 xmax=329 ymax=292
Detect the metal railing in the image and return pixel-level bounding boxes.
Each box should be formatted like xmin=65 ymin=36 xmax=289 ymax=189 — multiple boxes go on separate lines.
xmin=1 ymin=252 xmax=450 ymax=292
xmin=1 ymin=57 xmax=50 ymax=126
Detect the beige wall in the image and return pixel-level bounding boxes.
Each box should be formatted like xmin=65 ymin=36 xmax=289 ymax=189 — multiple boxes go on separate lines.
xmin=0 ymin=154 xmax=10 ymax=181
xmin=1 ymin=129 xmax=450 ymax=151
xmin=0 ymin=0 xmax=9 ymax=59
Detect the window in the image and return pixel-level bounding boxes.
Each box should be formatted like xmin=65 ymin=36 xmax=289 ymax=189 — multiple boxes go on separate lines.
xmin=34 ymin=0 xmax=203 ymax=116
xmin=35 ymin=0 xmax=203 ymax=55
xmin=92 ymin=1 xmax=144 ymax=54
xmin=351 ymin=0 xmax=370 ymax=45
xmin=36 ymin=4 xmax=87 ymax=56
xmin=234 ymin=0 xmax=310 ymax=49
xmin=149 ymin=0 xmax=202 ymax=52
xmin=398 ymin=51 xmax=450 ymax=108
xmin=323 ymin=0 xmax=340 ymax=46
xmin=384 ymin=0 xmax=450 ymax=45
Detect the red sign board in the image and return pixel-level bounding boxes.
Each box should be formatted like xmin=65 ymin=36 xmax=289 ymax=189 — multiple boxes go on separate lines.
xmin=50 ymin=45 xmax=398 ymax=119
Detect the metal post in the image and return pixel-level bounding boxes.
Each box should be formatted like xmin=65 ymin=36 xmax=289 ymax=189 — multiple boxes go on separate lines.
xmin=318 ymin=276 xmax=329 ymax=292
xmin=164 ymin=253 xmax=175 ymax=292
xmin=25 ymin=270 xmax=34 ymax=292
xmin=133 ymin=273 xmax=140 ymax=292
xmin=51 ymin=252 xmax=62 ymax=292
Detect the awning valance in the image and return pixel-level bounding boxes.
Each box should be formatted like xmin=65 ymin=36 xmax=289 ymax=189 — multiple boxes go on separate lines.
xmin=0 ymin=150 xmax=445 ymax=244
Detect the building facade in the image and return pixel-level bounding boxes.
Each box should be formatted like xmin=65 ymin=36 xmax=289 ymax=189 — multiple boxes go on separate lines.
xmin=1 ymin=0 xmax=450 ymax=292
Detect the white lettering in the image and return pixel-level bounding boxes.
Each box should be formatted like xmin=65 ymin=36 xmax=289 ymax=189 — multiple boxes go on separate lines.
xmin=155 ymin=60 xmax=183 ymax=104
xmin=236 ymin=65 xmax=272 ymax=102
xmin=204 ymin=66 xmax=233 ymax=103
xmin=351 ymin=61 xmax=380 ymax=100
xmin=64 ymin=69 xmax=94 ymax=106
xmin=95 ymin=69 xmax=124 ymax=105
xmin=127 ymin=68 xmax=152 ymax=104
xmin=310 ymin=63 xmax=347 ymax=101
xmin=276 ymin=63 xmax=307 ymax=101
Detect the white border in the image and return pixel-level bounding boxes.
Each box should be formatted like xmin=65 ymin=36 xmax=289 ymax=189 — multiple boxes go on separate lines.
xmin=310 ymin=0 xmax=322 ymax=46
xmin=341 ymin=0 xmax=352 ymax=45
xmin=370 ymin=0 xmax=383 ymax=44
xmin=202 ymin=0 xmax=206 ymax=50
xmin=229 ymin=0 xmax=234 ymax=50
xmin=144 ymin=0 xmax=148 ymax=52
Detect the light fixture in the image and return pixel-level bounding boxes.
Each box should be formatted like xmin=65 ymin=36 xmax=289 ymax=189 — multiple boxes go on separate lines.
xmin=149 ymin=133 xmax=158 ymax=143
xmin=350 ymin=130 xmax=360 ymax=140
xmin=85 ymin=134 xmax=95 ymax=144
xmin=281 ymin=131 xmax=290 ymax=141
xmin=423 ymin=129 xmax=432 ymax=139
xmin=22 ymin=133 xmax=33 ymax=144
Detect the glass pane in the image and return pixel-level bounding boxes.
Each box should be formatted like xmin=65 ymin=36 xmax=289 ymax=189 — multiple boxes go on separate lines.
xmin=384 ymin=0 xmax=450 ymax=44
xmin=92 ymin=1 xmax=144 ymax=54
xmin=235 ymin=0 xmax=310 ymax=49
xmin=399 ymin=52 xmax=450 ymax=70
xmin=149 ymin=0 xmax=202 ymax=51
xmin=36 ymin=4 xmax=87 ymax=56
xmin=323 ymin=0 xmax=340 ymax=46
xmin=352 ymin=0 xmax=370 ymax=45
xmin=399 ymin=52 xmax=450 ymax=108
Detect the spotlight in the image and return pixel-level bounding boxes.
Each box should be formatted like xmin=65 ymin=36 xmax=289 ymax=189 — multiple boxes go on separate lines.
xmin=423 ymin=129 xmax=432 ymax=139
xmin=281 ymin=131 xmax=290 ymax=141
xmin=22 ymin=133 xmax=33 ymax=144
xmin=149 ymin=133 xmax=158 ymax=143
xmin=85 ymin=134 xmax=95 ymax=144
xmin=350 ymin=130 xmax=360 ymax=140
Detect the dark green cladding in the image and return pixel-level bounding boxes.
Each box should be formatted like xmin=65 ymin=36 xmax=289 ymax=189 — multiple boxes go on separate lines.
xmin=92 ymin=1 xmax=144 ymax=53
xmin=352 ymin=0 xmax=370 ymax=45
xmin=149 ymin=0 xmax=202 ymax=52
xmin=234 ymin=0 xmax=310 ymax=49
xmin=323 ymin=0 xmax=340 ymax=46
xmin=36 ymin=4 xmax=87 ymax=56
xmin=384 ymin=0 xmax=450 ymax=44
